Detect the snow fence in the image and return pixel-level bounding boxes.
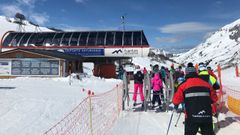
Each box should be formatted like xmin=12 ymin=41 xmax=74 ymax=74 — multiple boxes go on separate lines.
xmin=225 ymin=86 xmax=240 ymax=115
xmin=43 ymin=84 xmax=123 ymax=135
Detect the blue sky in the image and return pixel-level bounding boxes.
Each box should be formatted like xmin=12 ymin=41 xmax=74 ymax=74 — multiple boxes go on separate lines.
xmin=1 ymin=0 xmax=240 ymax=51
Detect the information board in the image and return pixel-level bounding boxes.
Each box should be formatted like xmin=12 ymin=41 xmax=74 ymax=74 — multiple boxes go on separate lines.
xmin=0 ymin=60 xmax=11 ymax=76
xmin=11 ymin=59 xmax=60 ymax=76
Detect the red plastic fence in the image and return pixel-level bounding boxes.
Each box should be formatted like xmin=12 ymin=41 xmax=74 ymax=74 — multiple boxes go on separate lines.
xmin=43 ymin=83 xmax=123 ymax=135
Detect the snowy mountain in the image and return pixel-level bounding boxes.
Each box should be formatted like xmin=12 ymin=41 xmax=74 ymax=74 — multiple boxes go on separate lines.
xmin=0 ymin=15 xmax=51 ymax=38
xmin=147 ymin=47 xmax=175 ymax=66
xmin=174 ymin=19 xmax=240 ymax=70
xmin=149 ymin=47 xmax=170 ymax=57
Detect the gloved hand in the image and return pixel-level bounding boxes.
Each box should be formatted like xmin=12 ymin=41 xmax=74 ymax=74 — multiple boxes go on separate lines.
xmin=174 ymin=105 xmax=179 ymax=111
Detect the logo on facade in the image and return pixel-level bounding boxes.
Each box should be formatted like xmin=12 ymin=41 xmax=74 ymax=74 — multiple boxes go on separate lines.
xmin=112 ymin=49 xmax=123 ymax=54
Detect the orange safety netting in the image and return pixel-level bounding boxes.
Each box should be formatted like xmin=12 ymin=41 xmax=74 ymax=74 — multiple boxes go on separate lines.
xmin=224 ymin=86 xmax=240 ymax=115
xmin=43 ymin=84 xmax=123 ymax=135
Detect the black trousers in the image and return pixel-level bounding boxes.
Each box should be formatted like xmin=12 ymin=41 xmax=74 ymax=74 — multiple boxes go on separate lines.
xmin=152 ymin=91 xmax=161 ymax=106
xmin=185 ymin=120 xmax=214 ymax=135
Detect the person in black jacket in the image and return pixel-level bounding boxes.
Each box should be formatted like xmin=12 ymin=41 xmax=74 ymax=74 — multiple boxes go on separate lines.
xmin=133 ymin=66 xmax=144 ymax=106
xmin=173 ymin=65 xmax=218 ymax=135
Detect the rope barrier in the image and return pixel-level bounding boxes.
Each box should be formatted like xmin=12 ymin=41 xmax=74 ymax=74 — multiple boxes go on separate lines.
xmin=43 ymin=83 xmax=123 ymax=135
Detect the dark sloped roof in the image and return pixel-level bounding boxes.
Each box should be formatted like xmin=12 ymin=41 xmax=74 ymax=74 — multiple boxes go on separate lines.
xmin=2 ymin=30 xmax=149 ymax=47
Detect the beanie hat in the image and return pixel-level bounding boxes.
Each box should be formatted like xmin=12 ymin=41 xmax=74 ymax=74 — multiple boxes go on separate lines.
xmin=185 ymin=67 xmax=196 ymax=75
xmin=207 ymin=66 xmax=211 ymax=70
xmin=187 ymin=62 xmax=194 ymax=67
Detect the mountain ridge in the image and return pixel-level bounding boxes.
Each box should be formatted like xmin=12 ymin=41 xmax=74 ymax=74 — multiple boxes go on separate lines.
xmin=174 ymin=19 xmax=240 ymax=70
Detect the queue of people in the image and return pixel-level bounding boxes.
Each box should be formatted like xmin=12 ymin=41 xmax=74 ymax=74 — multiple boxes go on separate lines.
xmin=129 ymin=62 xmax=220 ymax=135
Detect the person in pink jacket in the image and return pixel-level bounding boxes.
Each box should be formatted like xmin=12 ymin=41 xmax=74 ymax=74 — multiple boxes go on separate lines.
xmin=151 ymin=73 xmax=163 ymax=109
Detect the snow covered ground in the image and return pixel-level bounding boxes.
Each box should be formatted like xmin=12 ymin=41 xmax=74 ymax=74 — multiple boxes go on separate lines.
xmin=0 ymin=76 xmax=120 ymax=135
xmin=0 ymin=57 xmax=240 ymax=135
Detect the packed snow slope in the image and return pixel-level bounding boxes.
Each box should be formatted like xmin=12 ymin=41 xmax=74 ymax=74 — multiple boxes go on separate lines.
xmin=0 ymin=16 xmax=51 ymax=37
xmin=0 ymin=62 xmax=120 ymax=135
xmin=0 ymin=76 xmax=121 ymax=135
xmin=174 ymin=19 xmax=240 ymax=70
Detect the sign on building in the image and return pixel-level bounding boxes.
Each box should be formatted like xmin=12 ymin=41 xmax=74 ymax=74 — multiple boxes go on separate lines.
xmin=0 ymin=60 xmax=11 ymax=76
xmin=0 ymin=59 xmax=60 ymax=76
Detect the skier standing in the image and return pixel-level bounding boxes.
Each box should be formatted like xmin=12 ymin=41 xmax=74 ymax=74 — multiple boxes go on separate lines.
xmin=173 ymin=66 xmax=185 ymax=92
xmin=173 ymin=65 xmax=218 ymax=135
xmin=207 ymin=66 xmax=217 ymax=79
xmin=133 ymin=66 xmax=145 ymax=107
xmin=118 ymin=65 xmax=124 ymax=80
xmin=160 ymin=66 xmax=167 ymax=84
xmin=151 ymin=64 xmax=161 ymax=78
xmin=198 ymin=63 xmax=220 ymax=133
xmin=151 ymin=73 xmax=163 ymax=109
xmin=170 ymin=65 xmax=175 ymax=76
xmin=143 ymin=67 xmax=148 ymax=75
xmin=198 ymin=63 xmax=220 ymax=91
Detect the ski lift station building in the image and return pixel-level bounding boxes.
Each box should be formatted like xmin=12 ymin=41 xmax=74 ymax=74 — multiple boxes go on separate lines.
xmin=0 ymin=30 xmax=150 ymax=78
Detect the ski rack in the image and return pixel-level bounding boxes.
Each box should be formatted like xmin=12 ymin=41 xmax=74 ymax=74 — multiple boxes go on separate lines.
xmin=143 ymin=73 xmax=151 ymax=111
xmin=122 ymin=72 xmax=130 ymax=110
xmin=164 ymin=73 xmax=175 ymax=112
xmin=121 ymin=71 xmax=175 ymax=112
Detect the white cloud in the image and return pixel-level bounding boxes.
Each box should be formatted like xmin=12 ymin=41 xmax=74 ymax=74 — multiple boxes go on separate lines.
xmin=0 ymin=4 xmax=23 ymax=17
xmin=155 ymin=37 xmax=180 ymax=43
xmin=61 ymin=9 xmax=66 ymax=12
xmin=159 ymin=22 xmax=217 ymax=34
xmin=75 ymin=0 xmax=87 ymax=3
xmin=216 ymin=1 xmax=222 ymax=5
xmin=17 ymin=0 xmax=36 ymax=7
xmin=59 ymin=24 xmax=91 ymax=31
xmin=59 ymin=24 xmax=118 ymax=31
xmin=0 ymin=0 xmax=50 ymax=25
xmin=30 ymin=13 xmax=49 ymax=25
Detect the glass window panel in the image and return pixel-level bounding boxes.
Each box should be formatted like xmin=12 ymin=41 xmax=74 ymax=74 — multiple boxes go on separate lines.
xmin=10 ymin=33 xmax=25 ymax=47
xmin=124 ymin=32 xmax=132 ymax=46
xmin=28 ymin=33 xmax=37 ymax=46
xmin=51 ymin=33 xmax=64 ymax=46
xmin=96 ymin=32 xmax=106 ymax=45
xmin=142 ymin=33 xmax=149 ymax=45
xmin=114 ymin=32 xmax=123 ymax=46
xmin=43 ymin=33 xmax=55 ymax=46
xmin=19 ymin=33 xmax=32 ymax=46
xmin=70 ymin=32 xmax=80 ymax=46
xmin=133 ymin=32 xmax=141 ymax=46
xmin=2 ymin=33 xmax=18 ymax=47
xmin=34 ymin=33 xmax=46 ymax=46
xmin=79 ymin=32 xmax=88 ymax=46
xmin=106 ymin=32 xmax=114 ymax=46
xmin=87 ymin=32 xmax=97 ymax=45
xmin=61 ymin=33 xmax=72 ymax=46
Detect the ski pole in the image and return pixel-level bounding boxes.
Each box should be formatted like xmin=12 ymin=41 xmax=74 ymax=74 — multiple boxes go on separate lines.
xmin=166 ymin=111 xmax=174 ymax=135
xmin=174 ymin=112 xmax=182 ymax=127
